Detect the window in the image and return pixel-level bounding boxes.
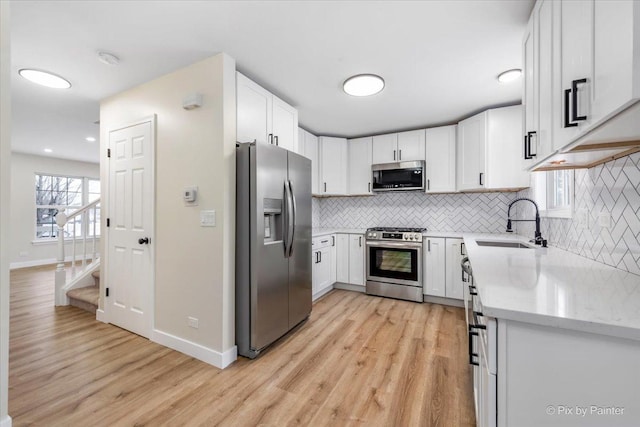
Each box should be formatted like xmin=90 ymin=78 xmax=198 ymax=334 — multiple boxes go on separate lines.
xmin=533 ymin=169 xmax=574 ymax=218
xmin=35 ymin=174 xmax=100 ymax=240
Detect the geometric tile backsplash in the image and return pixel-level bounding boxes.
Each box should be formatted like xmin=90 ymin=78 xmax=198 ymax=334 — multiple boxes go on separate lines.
xmin=516 ymin=151 xmax=640 ymax=276
xmin=315 ymin=151 xmax=640 ymax=276
xmin=315 ymin=191 xmax=518 ymax=233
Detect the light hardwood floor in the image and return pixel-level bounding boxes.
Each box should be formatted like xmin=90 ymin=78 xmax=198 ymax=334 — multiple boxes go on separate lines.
xmin=9 ymin=265 xmax=475 ymax=426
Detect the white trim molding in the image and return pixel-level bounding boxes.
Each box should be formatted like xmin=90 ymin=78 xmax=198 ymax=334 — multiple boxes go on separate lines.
xmin=152 ymin=329 xmax=237 ymax=369
xmin=0 ymin=415 xmax=12 ymax=427
xmin=95 ymin=308 xmax=107 ymax=324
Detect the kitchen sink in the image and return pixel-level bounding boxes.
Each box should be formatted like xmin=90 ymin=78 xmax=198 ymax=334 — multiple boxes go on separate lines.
xmin=475 ymin=240 xmax=535 ymax=249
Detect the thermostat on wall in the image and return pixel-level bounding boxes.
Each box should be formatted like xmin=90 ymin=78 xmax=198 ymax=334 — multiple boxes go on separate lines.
xmin=184 ymin=186 xmax=198 ymax=206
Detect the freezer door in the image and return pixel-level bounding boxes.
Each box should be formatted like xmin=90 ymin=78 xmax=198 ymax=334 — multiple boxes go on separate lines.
xmin=287 ymin=151 xmax=312 ymax=328
xmin=252 ymin=143 xmax=290 ymax=351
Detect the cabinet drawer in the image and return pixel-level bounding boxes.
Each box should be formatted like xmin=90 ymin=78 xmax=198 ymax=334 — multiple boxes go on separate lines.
xmin=313 ymin=235 xmax=334 ymax=250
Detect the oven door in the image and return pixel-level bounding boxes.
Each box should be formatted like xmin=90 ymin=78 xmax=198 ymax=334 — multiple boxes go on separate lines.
xmin=366 ymin=241 xmax=422 ymax=287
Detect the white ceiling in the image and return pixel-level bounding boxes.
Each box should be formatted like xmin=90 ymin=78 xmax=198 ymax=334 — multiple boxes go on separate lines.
xmin=10 ymin=0 xmax=534 ymax=164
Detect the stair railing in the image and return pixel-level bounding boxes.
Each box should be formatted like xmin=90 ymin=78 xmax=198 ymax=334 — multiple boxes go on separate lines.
xmin=54 ymin=198 xmax=101 ymax=304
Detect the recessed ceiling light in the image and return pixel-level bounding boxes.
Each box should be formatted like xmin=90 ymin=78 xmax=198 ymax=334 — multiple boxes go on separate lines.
xmin=18 ymin=69 xmax=71 ymax=89
xmin=497 ymin=69 xmax=522 ymax=84
xmin=43 ymin=148 xmax=53 ymax=153
xmin=97 ymin=51 xmax=120 ymax=66
xmin=343 ymin=74 xmax=385 ymax=97
xmin=85 ymin=137 xmax=96 ymax=142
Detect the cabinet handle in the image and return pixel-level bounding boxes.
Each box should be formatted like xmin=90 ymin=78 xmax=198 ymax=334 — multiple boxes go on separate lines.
xmin=479 ymin=173 xmax=484 ymax=186
xmin=331 ymin=236 xmax=335 ymax=246
xmin=461 ymin=268 xmax=466 ymax=283
xmin=564 ymin=89 xmax=578 ymax=128
xmin=527 ymin=131 xmax=537 ymax=157
xmin=319 ymin=250 xmax=322 ymax=263
xmin=468 ymin=330 xmax=479 ymax=366
xmin=368 ymin=182 xmax=371 ymax=193
xmin=324 ymin=182 xmax=327 ymax=192
xmin=571 ymin=78 xmax=588 ymax=122
xmin=427 ymin=179 xmax=430 ymax=190
xmin=428 ymin=240 xmax=431 ymax=252
xmin=399 ymin=149 xmax=402 ymax=160
xmin=274 ymin=135 xmax=279 ymax=146
xmin=321 ymin=239 xmax=329 ymax=244
xmin=269 ymin=133 xmax=274 ymax=144
xmin=359 ymin=236 xmax=362 ymax=247
xmin=460 ymin=242 xmax=465 ymax=256
xmin=523 ymin=134 xmax=532 ymax=160
xmin=393 ymin=150 xmax=396 ymax=161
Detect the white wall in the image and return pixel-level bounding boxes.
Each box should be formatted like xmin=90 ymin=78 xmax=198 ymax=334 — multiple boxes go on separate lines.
xmin=9 ymin=153 xmax=99 ymax=268
xmin=100 ymin=53 xmax=237 ymax=368
xmin=0 ymin=2 xmax=12 ymax=425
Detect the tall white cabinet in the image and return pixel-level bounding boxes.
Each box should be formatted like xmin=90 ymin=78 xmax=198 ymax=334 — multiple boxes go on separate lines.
xmin=425 ymin=125 xmax=457 ymax=193
xmin=237 ymin=72 xmax=298 ymax=151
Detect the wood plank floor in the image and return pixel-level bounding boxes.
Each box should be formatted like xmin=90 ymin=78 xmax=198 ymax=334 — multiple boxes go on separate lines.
xmin=9 ymin=265 xmax=475 ymax=426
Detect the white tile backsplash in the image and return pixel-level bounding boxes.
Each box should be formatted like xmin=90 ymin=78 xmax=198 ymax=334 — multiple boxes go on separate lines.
xmin=315 ymin=191 xmax=517 ymax=233
xmin=517 ymin=152 xmax=640 ymax=275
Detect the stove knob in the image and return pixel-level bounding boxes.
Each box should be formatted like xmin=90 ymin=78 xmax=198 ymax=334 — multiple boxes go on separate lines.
xmin=373 ymin=233 xmax=377 ymax=238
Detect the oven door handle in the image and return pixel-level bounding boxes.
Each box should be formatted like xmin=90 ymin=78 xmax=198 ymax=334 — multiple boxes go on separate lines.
xmin=365 ymin=241 xmax=423 ymax=249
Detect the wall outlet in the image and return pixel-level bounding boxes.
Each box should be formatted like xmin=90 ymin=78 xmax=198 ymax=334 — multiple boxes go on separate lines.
xmin=187 ymin=316 xmax=199 ymax=329
xmin=598 ymin=211 xmax=611 ymax=228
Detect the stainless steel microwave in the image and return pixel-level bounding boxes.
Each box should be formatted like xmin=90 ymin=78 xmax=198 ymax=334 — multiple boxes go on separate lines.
xmin=372 ymin=161 xmax=425 ymax=192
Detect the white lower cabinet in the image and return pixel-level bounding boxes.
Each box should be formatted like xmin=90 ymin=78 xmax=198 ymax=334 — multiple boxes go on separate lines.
xmin=336 ymin=233 xmax=365 ymax=287
xmin=424 ymin=237 xmax=464 ymax=300
xmin=312 ymin=235 xmax=334 ymax=300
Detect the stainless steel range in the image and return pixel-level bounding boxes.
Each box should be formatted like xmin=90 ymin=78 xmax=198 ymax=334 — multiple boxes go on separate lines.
xmin=365 ymin=227 xmax=426 ymax=303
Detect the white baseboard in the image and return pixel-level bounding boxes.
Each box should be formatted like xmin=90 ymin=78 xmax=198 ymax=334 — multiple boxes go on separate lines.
xmin=96 ymin=309 xmax=107 ymax=323
xmin=312 ymin=285 xmax=334 ymax=301
xmin=423 ymin=295 xmax=464 ymax=308
xmin=333 ymin=282 xmax=366 ymax=293
xmin=10 ymin=258 xmax=57 ymax=270
xmin=151 ymin=329 xmax=237 ymax=369
xmin=0 ymin=415 xmax=12 ymax=427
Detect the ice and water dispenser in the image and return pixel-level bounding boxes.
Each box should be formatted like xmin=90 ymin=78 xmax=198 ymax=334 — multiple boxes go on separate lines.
xmin=263 ymin=198 xmax=283 ymax=243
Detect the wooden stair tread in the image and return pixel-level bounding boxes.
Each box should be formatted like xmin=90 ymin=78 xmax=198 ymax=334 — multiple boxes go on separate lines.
xmin=67 ymin=285 xmax=99 ymax=307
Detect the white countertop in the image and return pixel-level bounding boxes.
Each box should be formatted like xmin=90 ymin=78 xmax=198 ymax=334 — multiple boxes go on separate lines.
xmin=312 ymin=228 xmax=367 ymax=237
xmin=463 ymin=233 xmax=640 ymax=341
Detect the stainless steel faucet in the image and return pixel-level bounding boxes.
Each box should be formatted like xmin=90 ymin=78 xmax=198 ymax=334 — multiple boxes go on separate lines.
xmin=506 ymin=197 xmax=546 ymax=246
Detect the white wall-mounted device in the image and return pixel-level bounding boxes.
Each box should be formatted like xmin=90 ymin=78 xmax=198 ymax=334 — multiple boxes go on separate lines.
xmin=183 ymin=93 xmax=203 ymax=110
xmin=184 ymin=186 xmax=198 ymax=205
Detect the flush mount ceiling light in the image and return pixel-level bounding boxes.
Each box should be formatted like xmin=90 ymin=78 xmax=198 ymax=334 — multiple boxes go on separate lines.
xmin=497 ymin=69 xmax=522 ymax=84
xmin=97 ymin=51 xmax=120 ymax=66
xmin=343 ymin=74 xmax=385 ymax=97
xmin=85 ymin=137 xmax=96 ymax=142
xmin=18 ymin=69 xmax=71 ymax=89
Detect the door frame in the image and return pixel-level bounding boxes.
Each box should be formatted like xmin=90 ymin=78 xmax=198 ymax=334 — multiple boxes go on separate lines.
xmin=103 ymin=115 xmax=156 ymax=338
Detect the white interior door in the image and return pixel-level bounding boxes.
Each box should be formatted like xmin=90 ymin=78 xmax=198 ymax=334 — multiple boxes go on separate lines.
xmin=107 ymin=118 xmax=154 ymax=338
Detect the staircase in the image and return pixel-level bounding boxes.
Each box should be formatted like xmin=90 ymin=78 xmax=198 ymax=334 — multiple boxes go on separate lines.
xmin=67 ymin=270 xmax=100 ymax=314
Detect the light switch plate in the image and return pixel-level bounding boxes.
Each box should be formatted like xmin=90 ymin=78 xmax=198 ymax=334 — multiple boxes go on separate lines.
xmin=598 ymin=211 xmax=611 ymax=228
xmin=200 ymin=210 xmax=216 ymax=227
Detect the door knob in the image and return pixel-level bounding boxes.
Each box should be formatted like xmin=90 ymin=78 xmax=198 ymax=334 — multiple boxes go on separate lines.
xmin=138 ymin=237 xmax=150 ymax=245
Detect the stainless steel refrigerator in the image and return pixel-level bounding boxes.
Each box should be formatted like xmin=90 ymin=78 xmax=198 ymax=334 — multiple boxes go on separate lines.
xmin=236 ymin=142 xmax=312 ymax=359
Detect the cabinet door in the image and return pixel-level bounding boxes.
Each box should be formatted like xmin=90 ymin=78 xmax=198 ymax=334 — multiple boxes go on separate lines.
xmin=317 ymin=247 xmax=332 ymax=293
xmin=236 ymin=73 xmax=272 ymax=145
xmin=424 ymin=238 xmax=446 ymax=297
xmin=272 ymin=95 xmax=298 ymax=152
xmin=425 ymin=125 xmax=456 ymax=193
xmin=319 ymin=137 xmax=348 ymax=195
xmin=297 ymin=128 xmax=306 ymax=157
xmin=330 ymin=235 xmax=337 ymax=285
xmin=522 ymin=11 xmax=538 ymax=168
xmin=336 ymin=234 xmax=350 ymax=283
xmin=445 ymin=238 xmax=465 ymax=300
xmin=537 ymin=0 xmax=554 ymax=159
xmin=348 ymin=234 xmax=365 ymax=286
xmin=397 ymin=129 xmax=426 ymax=162
xmin=302 ymin=131 xmax=320 ymax=195
xmin=312 ymin=250 xmax=319 ymax=296
xmin=486 ymin=106 xmax=528 ymax=189
xmin=348 ymin=137 xmax=373 ymax=195
xmin=554 ymin=0 xmax=593 ymax=149
xmin=457 ymin=112 xmax=486 ymax=191
xmin=372 ymin=133 xmax=398 ymax=164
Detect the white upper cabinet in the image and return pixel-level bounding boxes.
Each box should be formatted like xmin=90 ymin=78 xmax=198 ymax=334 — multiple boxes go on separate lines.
xmin=372 ymin=130 xmax=425 ymax=164
xmin=348 ymin=137 xmax=373 ymax=195
xmin=299 ymin=128 xmax=320 ymax=195
xmin=236 ymin=72 xmax=298 ymax=151
xmin=372 ymin=133 xmax=398 ymax=164
xmin=457 ymin=106 xmax=529 ymax=191
xmin=425 ymin=125 xmax=456 ymax=193
xmin=525 ymin=0 xmax=640 ymax=167
xmin=397 ymin=129 xmax=426 ymax=162
xmin=319 ymin=136 xmax=348 ymax=195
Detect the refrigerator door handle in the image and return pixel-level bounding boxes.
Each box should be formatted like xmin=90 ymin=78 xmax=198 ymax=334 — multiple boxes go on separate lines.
xmin=287 ymin=180 xmax=296 ymax=257
xmin=283 ymin=181 xmax=292 ymax=256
